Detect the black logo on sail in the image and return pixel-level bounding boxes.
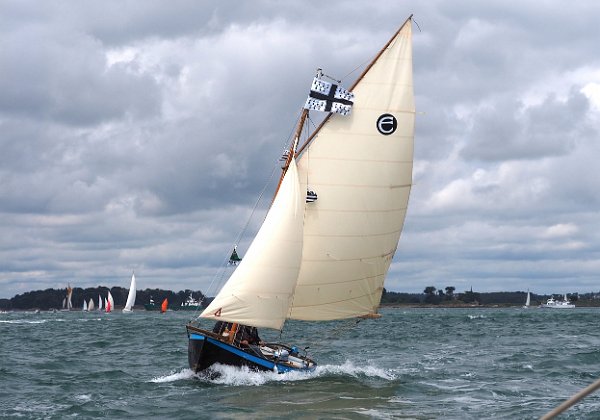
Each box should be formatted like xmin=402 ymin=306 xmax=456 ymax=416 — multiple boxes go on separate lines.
xmin=376 ymin=114 xmax=397 ymax=135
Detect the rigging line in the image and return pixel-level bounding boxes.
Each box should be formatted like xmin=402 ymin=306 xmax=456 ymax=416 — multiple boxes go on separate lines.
xmin=329 ymin=318 xmax=362 ymax=338
xmin=342 ymin=58 xmax=370 ymax=82
xmin=413 ymin=18 xmax=422 ymax=33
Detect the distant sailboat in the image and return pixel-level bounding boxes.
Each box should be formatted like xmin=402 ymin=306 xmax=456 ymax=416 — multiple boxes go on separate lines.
xmin=62 ymin=285 xmax=73 ymax=311
xmin=161 ymin=298 xmax=168 ymax=313
xmin=122 ymin=272 xmax=137 ymax=313
xmin=106 ymin=291 xmax=114 ymax=312
xmin=523 ymin=291 xmax=531 ymax=308
xmin=98 ymin=294 xmax=103 ymax=311
xmin=82 ymin=300 xmax=88 ymax=311
xmin=88 ymin=298 xmax=95 ymax=311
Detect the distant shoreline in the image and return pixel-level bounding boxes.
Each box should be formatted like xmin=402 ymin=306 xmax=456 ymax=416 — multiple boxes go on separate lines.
xmin=380 ymin=302 xmax=600 ymax=309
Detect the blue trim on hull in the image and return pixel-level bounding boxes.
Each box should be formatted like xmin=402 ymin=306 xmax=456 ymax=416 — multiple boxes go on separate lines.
xmin=189 ymin=332 xmax=307 ymax=373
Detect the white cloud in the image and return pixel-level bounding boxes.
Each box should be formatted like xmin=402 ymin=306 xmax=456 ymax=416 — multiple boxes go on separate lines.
xmin=541 ymin=223 xmax=579 ymax=239
xmin=2 ymin=1 xmax=600 ymax=298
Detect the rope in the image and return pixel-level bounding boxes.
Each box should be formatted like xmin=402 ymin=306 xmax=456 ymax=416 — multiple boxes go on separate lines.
xmin=540 ymin=377 xmax=600 ymax=419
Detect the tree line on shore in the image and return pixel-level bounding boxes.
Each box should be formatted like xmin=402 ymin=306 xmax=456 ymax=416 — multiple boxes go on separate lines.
xmin=0 ymin=286 xmax=207 ymax=311
xmin=381 ymin=287 xmax=600 ymax=306
xmin=3 ymin=285 xmax=600 ymax=311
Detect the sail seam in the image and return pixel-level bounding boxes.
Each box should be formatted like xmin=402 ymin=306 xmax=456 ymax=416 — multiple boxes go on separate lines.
xmin=295 ymin=273 xmax=383 ymax=287
xmin=305 ymin=207 xmax=407 ymax=214
xmin=302 ymin=183 xmax=412 ymax=189
xmin=305 ymin=225 xmax=403 ymax=236
xmin=291 ymin=290 xmax=382 ymax=309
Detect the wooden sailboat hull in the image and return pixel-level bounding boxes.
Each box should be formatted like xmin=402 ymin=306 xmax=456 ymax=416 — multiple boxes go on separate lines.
xmin=186 ymin=325 xmax=316 ymax=374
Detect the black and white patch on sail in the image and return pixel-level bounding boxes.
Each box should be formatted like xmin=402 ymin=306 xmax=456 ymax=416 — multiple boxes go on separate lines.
xmin=376 ymin=114 xmax=397 ymax=135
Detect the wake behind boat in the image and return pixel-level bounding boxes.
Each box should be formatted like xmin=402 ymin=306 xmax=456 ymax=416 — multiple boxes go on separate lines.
xmin=187 ymin=16 xmax=415 ymax=373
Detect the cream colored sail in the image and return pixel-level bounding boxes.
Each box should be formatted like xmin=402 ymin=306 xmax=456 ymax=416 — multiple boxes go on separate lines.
xmin=289 ymin=19 xmax=415 ymax=320
xmin=200 ymin=158 xmax=305 ymax=330
xmin=123 ymin=273 xmax=137 ymax=312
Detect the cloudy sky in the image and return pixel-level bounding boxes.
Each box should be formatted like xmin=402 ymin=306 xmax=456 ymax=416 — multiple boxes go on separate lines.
xmin=1 ymin=0 xmax=599 ymax=299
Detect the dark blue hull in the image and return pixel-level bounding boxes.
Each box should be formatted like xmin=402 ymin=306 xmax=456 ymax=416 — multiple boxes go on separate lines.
xmin=186 ymin=324 xmax=316 ymax=374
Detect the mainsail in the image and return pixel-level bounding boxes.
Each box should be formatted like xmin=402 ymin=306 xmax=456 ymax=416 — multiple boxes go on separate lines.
xmin=161 ymin=298 xmax=168 ymax=313
xmin=123 ymin=273 xmax=136 ymax=312
xmin=290 ymin=18 xmax=415 ymax=321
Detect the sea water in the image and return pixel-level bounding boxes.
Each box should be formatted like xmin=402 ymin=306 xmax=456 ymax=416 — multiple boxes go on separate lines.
xmin=1 ymin=308 xmax=600 ymax=419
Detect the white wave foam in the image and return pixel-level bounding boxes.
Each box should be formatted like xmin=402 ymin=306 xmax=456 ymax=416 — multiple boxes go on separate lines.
xmin=467 ymin=314 xmax=486 ymax=320
xmin=76 ymin=318 xmax=104 ymax=322
xmin=151 ymin=360 xmax=394 ymax=387
xmin=203 ymin=360 xmax=394 ymax=386
xmin=316 ymin=360 xmax=396 ymax=380
xmin=0 ymin=319 xmax=47 ymax=324
xmin=150 ymin=368 xmax=196 ymax=383
xmin=75 ymin=394 xmax=92 ymax=402
xmin=199 ymin=364 xmax=314 ymax=386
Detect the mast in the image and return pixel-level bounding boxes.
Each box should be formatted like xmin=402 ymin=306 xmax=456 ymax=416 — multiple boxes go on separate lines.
xmin=272 ymin=107 xmax=309 ymax=202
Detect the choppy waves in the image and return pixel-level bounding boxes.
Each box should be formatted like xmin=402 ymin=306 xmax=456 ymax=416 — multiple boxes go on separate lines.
xmin=3 ymin=308 xmax=600 ymax=419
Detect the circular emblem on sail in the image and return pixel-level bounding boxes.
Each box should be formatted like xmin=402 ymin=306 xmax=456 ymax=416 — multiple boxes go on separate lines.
xmin=376 ymin=114 xmax=397 ymax=135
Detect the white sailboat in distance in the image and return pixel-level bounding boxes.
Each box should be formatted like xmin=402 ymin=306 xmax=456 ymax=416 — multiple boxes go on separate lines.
xmin=523 ymin=291 xmax=531 ymax=308
xmin=122 ymin=272 xmax=137 ymax=313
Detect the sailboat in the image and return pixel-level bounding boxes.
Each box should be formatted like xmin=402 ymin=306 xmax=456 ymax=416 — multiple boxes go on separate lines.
xmin=122 ymin=272 xmax=137 ymax=313
xmin=186 ymin=16 xmax=415 ymax=373
xmin=98 ymin=294 xmax=103 ymax=311
xmin=82 ymin=299 xmax=88 ymax=311
xmin=106 ymin=291 xmax=114 ymax=312
xmin=88 ymin=298 xmax=95 ymax=311
xmin=161 ymin=298 xmax=168 ymax=313
xmin=62 ymin=285 xmax=73 ymax=311
xmin=523 ymin=291 xmax=531 ymax=308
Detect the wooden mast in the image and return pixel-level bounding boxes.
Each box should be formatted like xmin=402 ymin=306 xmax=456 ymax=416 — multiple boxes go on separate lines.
xmin=272 ymin=107 xmax=309 ymax=201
